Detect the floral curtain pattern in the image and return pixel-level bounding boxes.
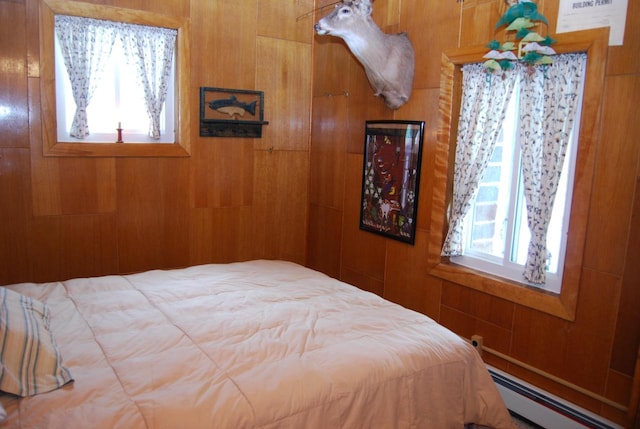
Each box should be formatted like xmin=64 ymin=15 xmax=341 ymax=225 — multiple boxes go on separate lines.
xmin=55 ymin=16 xmax=118 ymax=138
xmin=120 ymin=24 xmax=177 ymax=140
xmin=442 ymin=53 xmax=587 ymax=286
xmin=441 ymin=63 xmax=518 ymax=255
xmin=55 ymin=15 xmax=177 ymax=140
xmin=518 ymin=53 xmax=587 ymax=284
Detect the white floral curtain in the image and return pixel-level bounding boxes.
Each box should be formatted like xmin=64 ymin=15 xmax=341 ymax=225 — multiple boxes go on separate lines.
xmin=55 ymin=15 xmax=177 ymax=140
xmin=518 ymin=53 xmax=587 ymax=284
xmin=55 ymin=15 xmax=118 ymax=138
xmin=119 ymin=23 xmax=177 ymax=140
xmin=441 ymin=64 xmax=518 ymax=255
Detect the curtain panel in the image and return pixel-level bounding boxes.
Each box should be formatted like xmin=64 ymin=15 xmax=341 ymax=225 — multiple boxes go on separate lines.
xmin=442 ymin=53 xmax=587 ymax=286
xmin=55 ymin=15 xmax=177 ymax=140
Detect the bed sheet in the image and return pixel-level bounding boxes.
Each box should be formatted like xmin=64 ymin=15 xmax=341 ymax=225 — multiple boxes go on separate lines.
xmin=1 ymin=260 xmax=514 ymax=429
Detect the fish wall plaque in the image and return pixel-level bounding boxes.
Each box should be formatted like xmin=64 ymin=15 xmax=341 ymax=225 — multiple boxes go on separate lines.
xmin=200 ymin=87 xmax=268 ymax=138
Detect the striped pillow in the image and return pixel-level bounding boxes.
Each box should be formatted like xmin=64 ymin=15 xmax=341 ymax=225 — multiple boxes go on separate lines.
xmin=0 ymin=287 xmax=73 ymax=396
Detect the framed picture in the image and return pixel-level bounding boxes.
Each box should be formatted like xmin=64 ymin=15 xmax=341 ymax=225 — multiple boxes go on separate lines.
xmin=359 ymin=120 xmax=425 ymax=244
xmin=199 ymin=87 xmax=268 ymax=138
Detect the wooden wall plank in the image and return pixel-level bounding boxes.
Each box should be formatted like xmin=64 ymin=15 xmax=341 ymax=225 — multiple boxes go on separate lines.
xmin=611 ymin=175 xmax=640 ymax=374
xmin=252 ymin=150 xmax=308 ymax=265
xmin=606 ymin=0 xmax=640 ymax=76
xmin=584 ymin=75 xmax=640 ymax=275
xmin=402 ymin=0 xmax=465 ymax=90
xmin=0 ymin=149 xmax=31 ymax=284
xmin=190 ymin=0 xmax=257 ymax=90
xmin=0 ymin=1 xmax=29 ymax=148
xmin=256 ymin=37 xmax=311 ymax=152
xmin=310 ymin=95 xmax=348 ymax=209
xmin=307 ymin=203 xmax=342 ymax=278
xmin=29 ymin=77 xmax=62 ymax=216
xmin=384 ymin=230 xmax=437 ymax=317
xmin=192 ymin=140 xmax=254 ymax=209
xmin=257 ymin=0 xmax=315 ymax=44
xmin=116 ymin=158 xmax=191 ymax=274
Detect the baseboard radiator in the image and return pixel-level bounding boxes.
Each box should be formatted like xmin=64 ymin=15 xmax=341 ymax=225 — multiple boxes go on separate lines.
xmin=488 ymin=366 xmax=623 ymax=429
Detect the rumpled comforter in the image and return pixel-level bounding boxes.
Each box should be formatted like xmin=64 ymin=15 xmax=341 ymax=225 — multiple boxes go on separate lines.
xmin=1 ymin=260 xmax=515 ymax=428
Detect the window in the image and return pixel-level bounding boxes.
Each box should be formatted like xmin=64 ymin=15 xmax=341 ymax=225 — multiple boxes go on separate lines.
xmin=428 ymin=29 xmax=608 ymax=320
xmin=450 ymin=64 xmax=585 ymax=295
xmin=54 ymin=17 xmax=176 ymax=144
xmin=39 ymin=0 xmax=191 ymax=157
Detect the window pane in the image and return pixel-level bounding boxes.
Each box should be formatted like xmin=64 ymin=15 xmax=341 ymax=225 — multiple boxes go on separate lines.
xmin=453 ymin=65 xmax=584 ymax=295
xmin=54 ymin=25 xmax=175 ymax=144
xmin=465 ymin=90 xmax=517 ymax=260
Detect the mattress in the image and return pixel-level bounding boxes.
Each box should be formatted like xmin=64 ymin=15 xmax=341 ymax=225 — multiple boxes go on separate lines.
xmin=0 ymin=260 xmax=515 ymax=428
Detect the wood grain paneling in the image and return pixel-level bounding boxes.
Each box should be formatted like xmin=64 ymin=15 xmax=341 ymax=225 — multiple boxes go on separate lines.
xmin=58 ymin=214 xmax=118 ymax=280
xmin=606 ymin=0 xmax=640 ymax=76
xmin=401 ymin=0 xmax=463 ymax=90
xmin=29 ymin=77 xmax=61 ymax=216
xmin=312 ymin=34 xmax=353 ymax=98
xmin=0 ymin=1 xmax=29 ymax=148
xmin=0 ymin=149 xmax=31 ymax=284
xmin=584 ymin=75 xmax=640 ymax=275
xmin=384 ymin=230 xmax=438 ymax=317
xmin=188 ymin=207 xmax=254 ymax=265
xmin=252 ymin=150 xmax=308 ymax=265
xmin=341 ymin=266 xmax=384 ymax=297
xmin=191 ymin=0 xmax=257 ymax=91
xmin=26 ymin=215 xmax=61 ymax=283
xmin=257 ymin=0 xmax=315 ymax=44
xmin=192 ymin=140 xmax=254 ymax=209
xmin=307 ymin=203 xmax=342 ymax=279
xmin=116 ymin=157 xmax=191 ymax=274
xmin=310 ymin=95 xmax=348 ymax=209
xmin=611 ymin=175 xmax=640 ymax=375
xmin=256 ymin=37 xmax=311 ymax=152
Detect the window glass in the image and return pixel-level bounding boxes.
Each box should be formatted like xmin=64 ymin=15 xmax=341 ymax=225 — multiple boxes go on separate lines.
xmin=55 ymin=34 xmax=176 ymax=144
xmin=451 ymin=77 xmax=584 ymax=294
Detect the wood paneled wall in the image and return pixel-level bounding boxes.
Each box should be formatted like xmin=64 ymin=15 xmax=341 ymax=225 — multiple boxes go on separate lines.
xmin=1 ymin=0 xmax=639 ymax=426
xmin=309 ymin=0 xmax=640 ymax=426
xmin=0 ymin=0 xmax=314 ymax=283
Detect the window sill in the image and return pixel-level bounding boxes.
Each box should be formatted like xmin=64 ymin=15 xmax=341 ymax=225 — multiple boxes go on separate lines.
xmin=429 ymin=260 xmax=576 ymax=321
xmin=43 ymin=142 xmax=190 ymax=158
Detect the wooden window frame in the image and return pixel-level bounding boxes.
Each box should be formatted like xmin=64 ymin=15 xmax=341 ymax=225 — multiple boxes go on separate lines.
xmin=428 ymin=28 xmax=608 ymax=321
xmin=39 ymin=0 xmax=191 ymax=157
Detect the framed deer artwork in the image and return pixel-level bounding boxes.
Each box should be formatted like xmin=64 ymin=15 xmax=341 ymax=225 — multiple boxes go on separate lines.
xmin=359 ymin=120 xmax=425 ymax=244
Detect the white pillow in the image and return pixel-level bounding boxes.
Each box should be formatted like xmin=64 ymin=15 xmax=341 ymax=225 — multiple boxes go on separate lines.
xmin=0 ymin=400 xmax=6 ymax=423
xmin=0 ymin=287 xmax=73 ymax=396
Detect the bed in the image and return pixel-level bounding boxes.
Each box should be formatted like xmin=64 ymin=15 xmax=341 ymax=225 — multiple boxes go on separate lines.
xmin=0 ymin=260 xmax=515 ymax=428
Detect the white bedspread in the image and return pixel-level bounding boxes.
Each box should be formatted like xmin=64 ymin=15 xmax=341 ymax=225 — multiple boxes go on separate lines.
xmin=1 ymin=260 xmax=514 ymax=428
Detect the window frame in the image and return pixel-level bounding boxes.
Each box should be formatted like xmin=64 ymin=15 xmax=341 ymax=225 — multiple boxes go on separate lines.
xmin=428 ymin=28 xmax=608 ymax=321
xmin=452 ymin=69 xmax=585 ymax=295
xmin=39 ymin=0 xmax=191 ymax=157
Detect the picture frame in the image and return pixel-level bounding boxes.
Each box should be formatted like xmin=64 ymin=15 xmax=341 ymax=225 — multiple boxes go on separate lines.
xmin=199 ymin=87 xmax=268 ymax=138
xmin=359 ymin=120 xmax=425 ymax=244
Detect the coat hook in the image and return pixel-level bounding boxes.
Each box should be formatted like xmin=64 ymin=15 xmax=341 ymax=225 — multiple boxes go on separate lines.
xmin=324 ymin=91 xmax=349 ymax=97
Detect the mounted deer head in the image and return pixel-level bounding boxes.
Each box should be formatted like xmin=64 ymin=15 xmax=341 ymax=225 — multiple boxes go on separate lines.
xmin=314 ymin=0 xmax=415 ymax=110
